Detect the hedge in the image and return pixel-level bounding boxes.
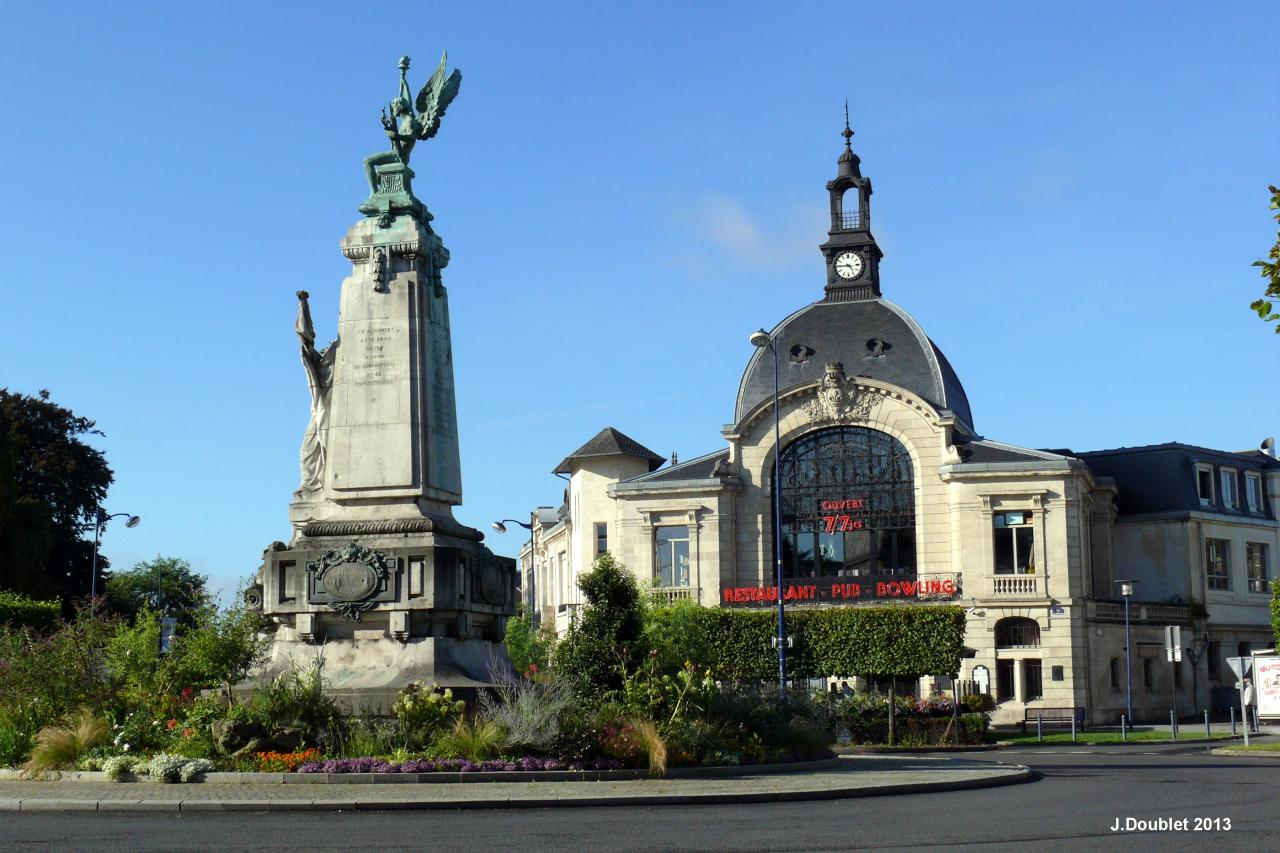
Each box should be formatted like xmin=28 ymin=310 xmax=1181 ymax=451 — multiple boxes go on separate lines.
xmin=649 ymin=603 xmax=966 ymax=679
xmin=0 ymin=592 xmax=61 ymax=632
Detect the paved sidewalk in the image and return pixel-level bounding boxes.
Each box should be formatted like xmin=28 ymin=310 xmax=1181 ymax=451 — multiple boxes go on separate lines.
xmin=0 ymin=755 xmax=1030 ymax=812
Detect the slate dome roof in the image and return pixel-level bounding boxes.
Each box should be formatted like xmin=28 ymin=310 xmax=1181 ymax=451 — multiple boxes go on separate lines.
xmin=734 ymin=298 xmax=973 ymax=430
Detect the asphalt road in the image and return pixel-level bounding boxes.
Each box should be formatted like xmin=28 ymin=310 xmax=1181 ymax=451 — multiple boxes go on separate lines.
xmin=2 ymin=743 xmax=1277 ymax=852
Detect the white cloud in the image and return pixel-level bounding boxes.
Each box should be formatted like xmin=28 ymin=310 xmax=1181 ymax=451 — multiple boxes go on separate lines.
xmin=667 ymin=192 xmax=826 ymax=273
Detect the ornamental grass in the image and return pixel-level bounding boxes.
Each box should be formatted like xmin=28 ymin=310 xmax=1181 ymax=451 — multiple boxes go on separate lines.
xmin=21 ymin=709 xmax=110 ymax=776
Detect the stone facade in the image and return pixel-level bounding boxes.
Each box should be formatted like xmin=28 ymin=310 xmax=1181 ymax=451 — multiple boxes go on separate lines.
xmin=520 ymin=132 xmax=1279 ymax=727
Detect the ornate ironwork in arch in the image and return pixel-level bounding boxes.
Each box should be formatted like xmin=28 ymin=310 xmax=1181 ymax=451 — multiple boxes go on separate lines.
xmin=775 ymin=426 xmax=916 ymax=580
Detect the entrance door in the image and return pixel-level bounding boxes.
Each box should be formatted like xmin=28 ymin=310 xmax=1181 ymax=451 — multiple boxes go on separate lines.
xmin=996 ymin=660 xmax=1016 ymax=703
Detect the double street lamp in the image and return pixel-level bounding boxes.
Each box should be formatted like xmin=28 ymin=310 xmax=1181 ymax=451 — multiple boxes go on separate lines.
xmin=90 ymin=508 xmax=141 ymax=607
xmin=750 ymin=327 xmax=787 ymax=691
xmin=492 ymin=516 xmax=536 ymax=624
xmin=1115 ymin=578 xmax=1137 ymax=724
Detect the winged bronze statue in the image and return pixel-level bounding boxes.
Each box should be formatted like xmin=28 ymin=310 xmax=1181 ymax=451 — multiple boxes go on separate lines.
xmin=363 ymin=52 xmax=462 ymax=193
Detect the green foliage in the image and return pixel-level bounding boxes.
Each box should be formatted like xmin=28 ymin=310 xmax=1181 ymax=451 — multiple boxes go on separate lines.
xmin=0 ymin=388 xmax=113 ymax=601
xmin=247 ymin=660 xmax=346 ymax=751
xmin=0 ymin=592 xmax=60 ymax=632
xmin=643 ymin=599 xmax=716 ymax=675
xmin=503 ymin=611 xmax=553 ymax=676
xmin=22 ymin=709 xmax=110 ymax=775
xmin=105 ymin=556 xmax=211 ymax=626
xmin=644 ymin=604 xmax=966 ymax=678
xmin=437 ymin=717 xmax=506 ymax=760
xmin=1272 ymin=580 xmax=1280 ymax=646
xmin=391 ymin=682 xmax=465 ymax=749
xmin=553 ymin=553 xmax=649 ymax=697
xmin=479 ymin=672 xmax=575 ymax=754
xmin=1251 ymin=185 xmax=1280 ymax=331
xmin=339 ymin=717 xmax=399 ymax=759
xmin=0 ymin=599 xmax=266 ymax=766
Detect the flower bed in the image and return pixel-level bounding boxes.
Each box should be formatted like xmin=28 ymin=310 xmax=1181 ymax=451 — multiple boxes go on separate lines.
xmin=298 ymin=756 xmax=623 ymax=774
xmin=296 ymin=750 xmax=834 ymax=775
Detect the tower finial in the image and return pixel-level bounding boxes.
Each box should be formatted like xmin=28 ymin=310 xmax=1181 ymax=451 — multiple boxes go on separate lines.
xmin=842 ymin=99 xmax=854 ymax=150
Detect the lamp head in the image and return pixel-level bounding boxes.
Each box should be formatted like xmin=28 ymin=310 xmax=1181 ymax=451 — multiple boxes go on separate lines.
xmin=749 ymin=329 xmax=772 ymax=349
xmin=491 ymin=521 xmax=508 ymax=534
xmin=125 ymin=515 xmax=141 ymax=529
xmin=1115 ymin=579 xmax=1135 ymax=598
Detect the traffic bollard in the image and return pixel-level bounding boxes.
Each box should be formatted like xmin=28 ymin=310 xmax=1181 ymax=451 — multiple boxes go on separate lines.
xmin=1071 ymin=713 xmax=1077 ymax=743
xmin=1204 ymin=709 xmax=1210 ymax=739
xmin=1170 ymin=710 xmax=1176 ymax=739
xmin=1037 ymin=713 xmax=1043 ymax=743
xmin=1230 ymin=707 xmax=1236 ymax=735
xmin=1121 ymin=714 xmax=1127 ymax=741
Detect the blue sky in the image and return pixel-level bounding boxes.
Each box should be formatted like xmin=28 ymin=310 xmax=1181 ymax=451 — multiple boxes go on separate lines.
xmin=2 ymin=2 xmax=1277 ymax=603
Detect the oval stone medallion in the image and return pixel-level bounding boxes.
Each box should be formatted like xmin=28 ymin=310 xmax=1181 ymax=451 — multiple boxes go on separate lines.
xmin=323 ymin=561 xmax=378 ymax=601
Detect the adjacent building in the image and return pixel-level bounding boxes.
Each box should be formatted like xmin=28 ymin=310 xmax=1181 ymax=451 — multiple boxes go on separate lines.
xmin=519 ymin=126 xmax=1279 ymax=724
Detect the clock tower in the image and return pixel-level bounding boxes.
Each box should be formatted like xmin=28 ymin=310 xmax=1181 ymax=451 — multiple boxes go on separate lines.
xmin=819 ymin=113 xmax=883 ymax=301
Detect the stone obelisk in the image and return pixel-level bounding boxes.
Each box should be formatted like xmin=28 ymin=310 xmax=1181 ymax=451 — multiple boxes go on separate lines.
xmin=248 ymin=53 xmax=515 ymax=709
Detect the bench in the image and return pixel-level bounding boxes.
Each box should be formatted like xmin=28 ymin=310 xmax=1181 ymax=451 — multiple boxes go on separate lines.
xmin=1021 ymin=707 xmax=1086 ymax=732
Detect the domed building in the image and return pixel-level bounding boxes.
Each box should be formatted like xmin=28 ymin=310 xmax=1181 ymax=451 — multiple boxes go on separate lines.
xmin=519 ymin=125 xmax=1280 ymax=726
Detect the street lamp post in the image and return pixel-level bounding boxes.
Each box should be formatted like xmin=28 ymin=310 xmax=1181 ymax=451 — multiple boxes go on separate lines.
xmin=493 ymin=516 xmax=536 ymax=625
xmin=1116 ymin=579 xmax=1137 ymax=724
xmin=750 ymin=328 xmax=786 ymax=691
xmin=89 ymin=508 xmax=141 ymax=608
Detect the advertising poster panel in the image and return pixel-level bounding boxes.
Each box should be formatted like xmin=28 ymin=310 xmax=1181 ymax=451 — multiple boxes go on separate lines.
xmin=1255 ymin=655 xmax=1280 ymax=719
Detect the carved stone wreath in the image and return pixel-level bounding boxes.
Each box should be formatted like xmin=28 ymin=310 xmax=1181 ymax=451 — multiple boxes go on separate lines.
xmin=310 ymin=543 xmax=392 ymax=621
xmin=802 ymin=362 xmax=875 ymax=424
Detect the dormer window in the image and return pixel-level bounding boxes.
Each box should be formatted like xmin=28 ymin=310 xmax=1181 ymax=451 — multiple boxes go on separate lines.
xmin=1245 ymin=472 xmax=1264 ymax=513
xmin=1220 ymin=468 xmax=1239 ymax=510
xmin=1196 ymin=465 xmax=1215 ymax=506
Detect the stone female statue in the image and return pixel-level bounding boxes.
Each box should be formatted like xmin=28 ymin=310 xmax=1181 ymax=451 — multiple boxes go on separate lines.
xmin=295 ymin=290 xmax=338 ymax=495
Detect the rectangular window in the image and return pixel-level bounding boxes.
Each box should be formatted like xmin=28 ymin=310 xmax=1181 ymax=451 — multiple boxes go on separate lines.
xmin=1221 ymin=469 xmax=1239 ymax=509
xmin=1205 ymin=539 xmax=1231 ymax=590
xmin=595 ymin=523 xmax=608 ymax=555
xmin=1197 ymin=466 xmax=1215 ymax=506
xmin=1110 ymin=658 xmax=1120 ymax=689
xmin=996 ymin=659 xmax=1015 ymax=703
xmin=1142 ymin=658 xmax=1153 ymax=689
xmin=1051 ymin=665 xmax=1064 ymax=682
xmin=1246 ymin=472 xmax=1264 ymax=513
xmin=1024 ymin=660 xmax=1044 ymax=701
xmin=993 ymin=511 xmax=1035 ymax=575
xmin=1247 ymin=543 xmax=1270 ymax=593
xmin=1208 ymin=642 xmax=1221 ymax=681
xmin=654 ymin=525 xmax=690 ymax=588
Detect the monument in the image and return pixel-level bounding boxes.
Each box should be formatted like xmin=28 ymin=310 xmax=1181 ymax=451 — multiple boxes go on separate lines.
xmin=247 ymin=52 xmax=516 ymax=708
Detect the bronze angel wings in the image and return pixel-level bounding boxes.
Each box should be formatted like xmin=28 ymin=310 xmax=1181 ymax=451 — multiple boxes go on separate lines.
xmin=414 ymin=51 xmax=462 ymax=141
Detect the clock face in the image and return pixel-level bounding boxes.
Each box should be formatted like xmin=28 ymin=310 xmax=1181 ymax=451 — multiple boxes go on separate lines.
xmin=835 ymin=251 xmax=864 ymax=280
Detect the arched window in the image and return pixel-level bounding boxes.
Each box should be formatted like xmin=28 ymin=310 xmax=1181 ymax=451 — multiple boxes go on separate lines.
xmin=995 ymin=617 xmax=1041 ymax=649
xmin=775 ymin=426 xmax=915 ymax=580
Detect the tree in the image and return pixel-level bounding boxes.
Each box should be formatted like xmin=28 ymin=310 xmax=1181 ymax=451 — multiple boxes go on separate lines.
xmin=105 ymin=556 xmax=211 ymax=626
xmin=1250 ymin=185 xmax=1280 ymax=332
xmin=552 ymin=553 xmax=649 ymax=697
xmin=0 ymin=389 xmax=113 ymax=601
xmin=503 ymin=610 xmax=553 ymax=676
xmin=1272 ymin=580 xmax=1279 ymax=648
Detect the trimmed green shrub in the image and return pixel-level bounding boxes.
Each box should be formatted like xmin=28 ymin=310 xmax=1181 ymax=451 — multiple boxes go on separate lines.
xmin=0 ymin=592 xmax=60 ymax=632
xmin=553 ymin=554 xmax=649 ymax=698
xmin=644 ymin=604 xmax=966 ymax=679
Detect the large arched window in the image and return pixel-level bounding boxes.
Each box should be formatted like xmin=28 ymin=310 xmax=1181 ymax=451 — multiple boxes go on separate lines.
xmin=775 ymin=426 xmax=915 ymax=580
xmin=995 ymin=617 xmax=1041 ymax=649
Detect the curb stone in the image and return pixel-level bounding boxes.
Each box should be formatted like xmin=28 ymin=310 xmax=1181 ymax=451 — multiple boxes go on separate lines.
xmin=0 ymin=760 xmax=1034 ymax=812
